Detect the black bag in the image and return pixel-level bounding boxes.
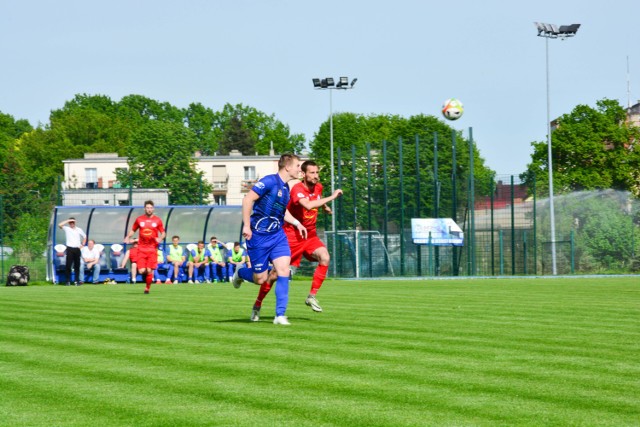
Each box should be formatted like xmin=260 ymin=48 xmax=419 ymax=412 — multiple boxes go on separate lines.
xmin=6 ymin=265 xmax=29 ymax=286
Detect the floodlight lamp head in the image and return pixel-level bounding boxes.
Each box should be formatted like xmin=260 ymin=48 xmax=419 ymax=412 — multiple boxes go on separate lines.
xmin=312 ymin=78 xmax=321 ymax=88
xmin=339 ymin=76 xmax=348 ymax=87
xmin=320 ymin=79 xmax=328 ymax=88
xmin=558 ymin=23 xmax=581 ymax=38
xmin=350 ymin=78 xmax=358 ymax=88
xmin=534 ymin=21 xmax=560 ymax=38
xmin=326 ymin=77 xmax=335 ymax=87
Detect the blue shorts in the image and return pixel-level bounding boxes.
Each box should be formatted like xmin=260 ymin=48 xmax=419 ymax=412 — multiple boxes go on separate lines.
xmin=246 ymin=230 xmax=290 ymax=274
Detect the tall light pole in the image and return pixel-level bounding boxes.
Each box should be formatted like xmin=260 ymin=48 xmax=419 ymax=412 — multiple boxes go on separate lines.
xmin=312 ymin=76 xmax=357 ymax=276
xmin=534 ymin=22 xmax=580 ymax=275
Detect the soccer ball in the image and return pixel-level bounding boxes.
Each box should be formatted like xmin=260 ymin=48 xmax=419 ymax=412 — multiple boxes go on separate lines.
xmin=442 ymin=98 xmax=464 ymax=121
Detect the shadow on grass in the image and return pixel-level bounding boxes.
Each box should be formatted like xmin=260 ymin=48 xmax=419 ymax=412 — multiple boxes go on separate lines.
xmin=213 ymin=316 xmax=313 ymax=324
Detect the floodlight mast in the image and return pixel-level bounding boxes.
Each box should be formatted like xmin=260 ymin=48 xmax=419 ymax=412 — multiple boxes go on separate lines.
xmin=312 ymin=76 xmax=357 ymax=277
xmin=534 ymin=22 xmax=580 ymax=275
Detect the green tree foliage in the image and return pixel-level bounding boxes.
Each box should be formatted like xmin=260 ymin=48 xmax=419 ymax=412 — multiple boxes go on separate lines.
xmin=0 ymin=111 xmax=32 ymax=163
xmin=522 ymin=99 xmax=640 ymax=196
xmin=0 ymin=113 xmax=40 ymax=241
xmin=185 ymin=102 xmax=218 ymax=155
xmin=118 ymin=94 xmax=185 ymax=125
xmin=537 ymin=190 xmax=639 ymax=273
xmin=213 ymin=104 xmax=305 ymax=155
xmin=11 ymin=211 xmax=49 ymax=262
xmin=219 ymin=115 xmax=256 ymax=155
xmin=116 ymin=121 xmax=212 ymax=205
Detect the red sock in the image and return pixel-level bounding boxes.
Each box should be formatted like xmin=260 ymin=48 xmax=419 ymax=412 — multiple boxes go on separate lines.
xmin=254 ymin=283 xmax=272 ymax=308
xmin=310 ymin=264 xmax=328 ymax=296
xmin=145 ymin=271 xmax=152 ymax=291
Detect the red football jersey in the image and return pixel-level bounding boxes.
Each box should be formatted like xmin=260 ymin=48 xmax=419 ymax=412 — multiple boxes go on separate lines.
xmin=285 ymin=181 xmax=323 ymax=236
xmin=132 ymin=215 xmax=165 ymax=250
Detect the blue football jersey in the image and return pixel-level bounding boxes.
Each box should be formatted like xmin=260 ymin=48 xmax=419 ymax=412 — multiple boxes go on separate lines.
xmin=249 ymin=173 xmax=290 ymax=233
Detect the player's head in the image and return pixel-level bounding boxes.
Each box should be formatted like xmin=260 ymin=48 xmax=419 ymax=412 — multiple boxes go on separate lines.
xmin=301 ymin=160 xmax=320 ymax=185
xmin=144 ymin=200 xmax=154 ymax=216
xmin=172 ymin=235 xmax=180 ymax=245
xmin=279 ymin=153 xmax=301 ymax=180
xmin=234 ymin=241 xmax=241 ymax=250
xmin=197 ymin=240 xmax=205 ymax=249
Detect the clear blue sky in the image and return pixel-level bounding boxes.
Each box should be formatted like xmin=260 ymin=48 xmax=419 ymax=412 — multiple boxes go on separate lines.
xmin=1 ymin=0 xmax=638 ymax=174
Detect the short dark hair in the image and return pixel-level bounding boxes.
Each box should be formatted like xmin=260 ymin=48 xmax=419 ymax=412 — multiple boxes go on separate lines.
xmin=301 ymin=160 xmax=318 ymax=172
xmin=172 ymin=235 xmax=180 ymax=240
xmin=144 ymin=200 xmax=154 ymax=207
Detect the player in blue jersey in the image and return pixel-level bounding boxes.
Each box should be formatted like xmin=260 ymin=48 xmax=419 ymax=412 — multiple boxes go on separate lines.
xmin=232 ymin=154 xmax=307 ymax=325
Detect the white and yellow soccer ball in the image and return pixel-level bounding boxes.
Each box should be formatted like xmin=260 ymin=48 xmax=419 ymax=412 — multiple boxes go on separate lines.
xmin=442 ymin=98 xmax=464 ymax=121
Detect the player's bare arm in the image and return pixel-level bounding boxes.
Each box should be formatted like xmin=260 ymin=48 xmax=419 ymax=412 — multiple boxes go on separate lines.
xmin=241 ymin=190 xmax=260 ymax=240
xmin=297 ymin=189 xmax=344 ymax=211
xmin=284 ymin=209 xmax=307 ymax=239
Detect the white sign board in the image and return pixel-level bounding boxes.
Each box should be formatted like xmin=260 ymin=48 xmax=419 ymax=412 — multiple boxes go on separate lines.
xmin=411 ymin=218 xmax=464 ymax=246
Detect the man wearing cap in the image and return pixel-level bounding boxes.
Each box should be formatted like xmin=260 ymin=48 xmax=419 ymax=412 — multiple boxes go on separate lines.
xmin=58 ymin=217 xmax=87 ymax=286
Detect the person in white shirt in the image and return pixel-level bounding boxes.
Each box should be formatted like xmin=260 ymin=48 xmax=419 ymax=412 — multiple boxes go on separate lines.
xmin=80 ymin=239 xmax=102 ymax=284
xmin=58 ymin=217 xmax=87 ymax=286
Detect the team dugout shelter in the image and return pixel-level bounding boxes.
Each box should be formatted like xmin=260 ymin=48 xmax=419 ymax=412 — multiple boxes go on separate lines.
xmin=47 ymin=205 xmax=243 ymax=284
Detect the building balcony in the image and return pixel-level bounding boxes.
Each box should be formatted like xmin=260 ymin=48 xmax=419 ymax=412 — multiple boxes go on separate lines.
xmin=212 ymin=181 xmax=228 ymax=195
xmin=241 ymin=179 xmax=257 ymax=193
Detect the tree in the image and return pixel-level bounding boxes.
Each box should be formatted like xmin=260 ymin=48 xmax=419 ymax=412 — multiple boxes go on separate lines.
xmin=185 ymin=102 xmax=218 ymax=155
xmin=0 ymin=111 xmax=32 ymax=174
xmin=219 ymin=115 xmax=255 ymax=155
xmin=116 ymin=121 xmax=212 ymax=205
xmin=521 ymin=99 xmax=640 ymax=196
xmin=213 ymin=104 xmax=305 ymax=155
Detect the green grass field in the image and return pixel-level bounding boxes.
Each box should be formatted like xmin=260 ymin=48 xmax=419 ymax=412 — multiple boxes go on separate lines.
xmin=1 ymin=277 xmax=638 ymax=426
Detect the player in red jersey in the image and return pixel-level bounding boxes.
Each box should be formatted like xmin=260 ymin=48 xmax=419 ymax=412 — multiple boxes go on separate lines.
xmin=250 ymin=160 xmax=342 ymax=320
xmin=124 ymin=200 xmax=166 ymax=294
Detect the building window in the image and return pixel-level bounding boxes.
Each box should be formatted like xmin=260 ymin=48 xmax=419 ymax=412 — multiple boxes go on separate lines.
xmin=214 ymin=195 xmax=227 ymax=205
xmin=212 ymin=166 xmax=227 ymax=191
xmin=85 ymin=168 xmax=98 ymax=188
xmin=244 ymin=166 xmax=256 ymax=180
xmin=241 ymin=167 xmax=257 ymax=193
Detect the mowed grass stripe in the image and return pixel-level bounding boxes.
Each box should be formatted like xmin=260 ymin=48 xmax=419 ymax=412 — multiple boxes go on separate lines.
xmin=1 ymin=278 xmax=638 ymax=426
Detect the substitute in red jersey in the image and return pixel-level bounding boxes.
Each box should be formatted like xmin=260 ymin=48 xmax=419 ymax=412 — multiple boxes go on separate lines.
xmin=252 ymin=160 xmax=342 ymax=317
xmin=124 ymin=200 xmax=166 ymax=294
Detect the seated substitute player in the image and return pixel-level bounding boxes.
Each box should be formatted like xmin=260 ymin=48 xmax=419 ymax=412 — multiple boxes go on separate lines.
xmin=165 ymin=235 xmax=188 ymax=284
xmin=189 ymin=240 xmax=211 ymax=283
xmin=226 ymin=241 xmax=247 ymax=279
xmin=207 ymin=236 xmax=228 ymax=282
xmin=251 ymin=160 xmax=343 ymax=320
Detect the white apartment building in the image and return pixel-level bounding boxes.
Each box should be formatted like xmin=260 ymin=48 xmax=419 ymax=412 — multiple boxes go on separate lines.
xmin=61 ymin=150 xmax=297 ymax=206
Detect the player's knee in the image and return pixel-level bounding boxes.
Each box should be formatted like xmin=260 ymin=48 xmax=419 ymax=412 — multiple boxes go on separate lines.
xmin=316 ymin=250 xmax=331 ymax=265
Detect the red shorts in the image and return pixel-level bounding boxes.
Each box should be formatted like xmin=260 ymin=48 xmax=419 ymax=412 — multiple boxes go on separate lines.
xmin=287 ymin=233 xmax=326 ymax=267
xmin=136 ymin=248 xmax=158 ymax=270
